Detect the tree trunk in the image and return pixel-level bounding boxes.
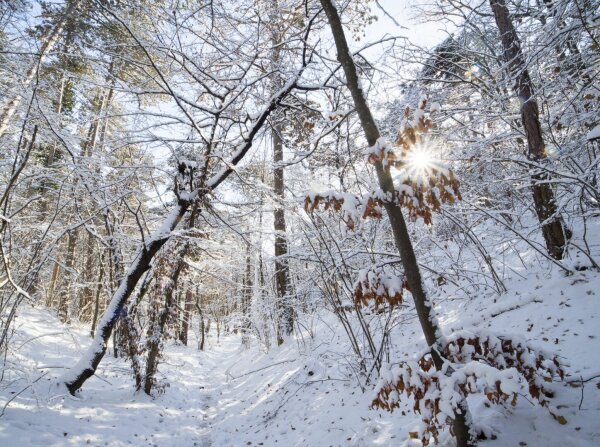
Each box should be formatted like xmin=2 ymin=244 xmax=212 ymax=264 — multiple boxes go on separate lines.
xmin=143 ymin=203 xmax=199 ymax=394
xmin=61 ymin=202 xmax=189 ymax=394
xmin=269 ymin=5 xmax=294 ymax=342
xmin=90 ymin=253 xmax=106 ymax=338
xmin=179 ymin=289 xmax=194 ymax=346
xmin=57 ymin=228 xmax=78 ymax=323
xmin=122 ymin=269 xmax=154 ymax=388
xmin=193 ymin=293 xmax=205 ymax=351
xmin=489 ymin=0 xmax=567 ymax=260
xmin=143 ymin=252 xmax=184 ymax=395
xmin=318 ymin=1 xmax=473 ymax=445
xmin=80 ymin=231 xmax=96 ymax=321
xmin=243 ymin=242 xmax=252 ymax=326
xmin=0 ymin=0 xmax=80 ymax=139
xmin=273 ymin=123 xmax=294 ymax=343
xmin=46 ymin=261 xmax=60 ymax=307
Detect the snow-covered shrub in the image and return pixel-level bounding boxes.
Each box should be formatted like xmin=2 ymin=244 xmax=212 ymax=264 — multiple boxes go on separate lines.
xmin=372 ymin=332 xmax=566 ymax=445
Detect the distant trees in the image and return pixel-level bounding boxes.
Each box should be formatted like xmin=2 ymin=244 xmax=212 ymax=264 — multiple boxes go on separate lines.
xmin=59 ymin=0 xmax=315 ymax=394
xmin=0 ymin=0 xmax=80 ymax=139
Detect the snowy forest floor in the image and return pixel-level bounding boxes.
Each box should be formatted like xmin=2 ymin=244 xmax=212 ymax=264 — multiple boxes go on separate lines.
xmin=1 ymin=265 xmax=600 ymax=446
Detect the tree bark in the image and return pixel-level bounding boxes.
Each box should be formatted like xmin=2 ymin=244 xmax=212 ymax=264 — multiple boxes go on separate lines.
xmin=80 ymin=231 xmax=96 ymax=321
xmin=179 ymin=289 xmax=194 ymax=346
xmin=143 ymin=242 xmax=188 ymax=395
xmin=57 ymin=228 xmax=78 ymax=323
xmin=196 ymin=295 xmax=205 ymax=351
xmin=273 ymin=123 xmax=294 ymax=343
xmin=318 ymin=1 xmax=473 ymax=445
xmin=46 ymin=261 xmax=60 ymax=307
xmin=90 ymin=253 xmax=106 ymax=338
xmin=242 ymin=242 xmax=253 ymax=331
xmin=489 ymin=0 xmax=567 ymax=260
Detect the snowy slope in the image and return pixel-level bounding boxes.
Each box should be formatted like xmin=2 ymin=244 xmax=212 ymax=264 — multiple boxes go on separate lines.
xmin=1 ymin=264 xmax=599 ymax=446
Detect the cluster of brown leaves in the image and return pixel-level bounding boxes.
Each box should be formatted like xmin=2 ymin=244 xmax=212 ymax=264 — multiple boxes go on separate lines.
xmin=303 ymin=194 xmax=343 ymax=213
xmin=362 ymin=196 xmax=384 ymax=219
xmin=372 ymin=362 xmax=439 ymax=445
xmin=368 ymin=98 xmax=461 ymax=224
xmin=353 ymin=272 xmax=406 ymax=309
xmin=303 ymin=193 xmax=384 ymax=230
xmin=366 ymin=100 xmax=435 ymax=166
xmin=396 ymin=101 xmax=435 ymax=149
xmin=306 ymin=97 xmax=461 ymax=227
xmin=372 ymin=333 xmax=566 ymax=445
xmin=441 ymin=334 xmax=565 ymax=406
xmin=372 ymin=362 xmax=513 ymax=446
xmin=395 ymin=171 xmax=462 ymax=225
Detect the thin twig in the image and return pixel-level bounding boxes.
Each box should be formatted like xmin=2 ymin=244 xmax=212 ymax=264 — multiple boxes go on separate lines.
xmin=0 ymin=372 xmax=48 ymax=417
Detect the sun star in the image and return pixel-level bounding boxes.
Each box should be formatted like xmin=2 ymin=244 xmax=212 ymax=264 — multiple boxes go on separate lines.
xmin=405 ymin=144 xmax=436 ymax=179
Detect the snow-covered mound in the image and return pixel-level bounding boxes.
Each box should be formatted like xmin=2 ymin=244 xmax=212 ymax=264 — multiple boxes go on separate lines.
xmin=1 ymin=264 xmax=599 ymax=446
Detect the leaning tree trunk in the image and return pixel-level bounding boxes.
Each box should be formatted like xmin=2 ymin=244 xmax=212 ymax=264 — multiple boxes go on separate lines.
xmin=61 ymin=202 xmax=189 ymax=394
xmin=318 ymin=1 xmax=473 ymax=445
xmin=59 ymin=56 xmax=305 ymax=394
xmin=490 ymin=0 xmax=568 ymax=260
xmin=0 ymin=0 xmax=80 ymax=139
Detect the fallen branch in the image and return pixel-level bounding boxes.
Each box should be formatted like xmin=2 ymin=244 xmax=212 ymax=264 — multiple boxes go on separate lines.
xmin=227 ymin=359 xmax=297 ymax=381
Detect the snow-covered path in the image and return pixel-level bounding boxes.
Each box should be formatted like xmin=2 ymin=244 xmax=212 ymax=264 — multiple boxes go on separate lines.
xmin=0 ymin=307 xmax=261 ymax=447
xmin=0 ymin=306 xmax=391 ymax=447
xmin=2 ymin=267 xmax=600 ymax=447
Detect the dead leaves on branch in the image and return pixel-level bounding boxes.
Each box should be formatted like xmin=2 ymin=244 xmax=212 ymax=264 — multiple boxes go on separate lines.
xmin=303 ymin=192 xmax=384 ymax=230
xmin=353 ymin=268 xmax=407 ymax=309
xmin=303 ymin=172 xmax=461 ymax=227
xmin=441 ymin=332 xmax=565 ymax=405
xmin=305 ymin=95 xmax=461 ymax=227
xmin=372 ymin=332 xmax=566 ymax=446
xmin=395 ymin=170 xmax=461 ymax=224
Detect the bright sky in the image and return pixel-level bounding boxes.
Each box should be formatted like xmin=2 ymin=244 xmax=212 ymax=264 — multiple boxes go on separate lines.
xmin=364 ymin=0 xmax=451 ymax=49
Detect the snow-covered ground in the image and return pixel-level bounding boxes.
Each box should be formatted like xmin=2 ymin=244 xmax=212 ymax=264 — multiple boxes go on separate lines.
xmin=1 ymin=264 xmax=599 ymax=446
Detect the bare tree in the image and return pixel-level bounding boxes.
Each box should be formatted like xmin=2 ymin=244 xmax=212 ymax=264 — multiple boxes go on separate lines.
xmin=489 ymin=0 xmax=568 ymax=259
xmin=318 ymin=1 xmax=473 ymax=445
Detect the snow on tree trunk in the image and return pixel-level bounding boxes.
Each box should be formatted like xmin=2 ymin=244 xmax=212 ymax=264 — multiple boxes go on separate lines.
xmin=61 ymin=203 xmax=189 ymax=394
xmin=489 ymin=0 xmax=568 ymax=260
